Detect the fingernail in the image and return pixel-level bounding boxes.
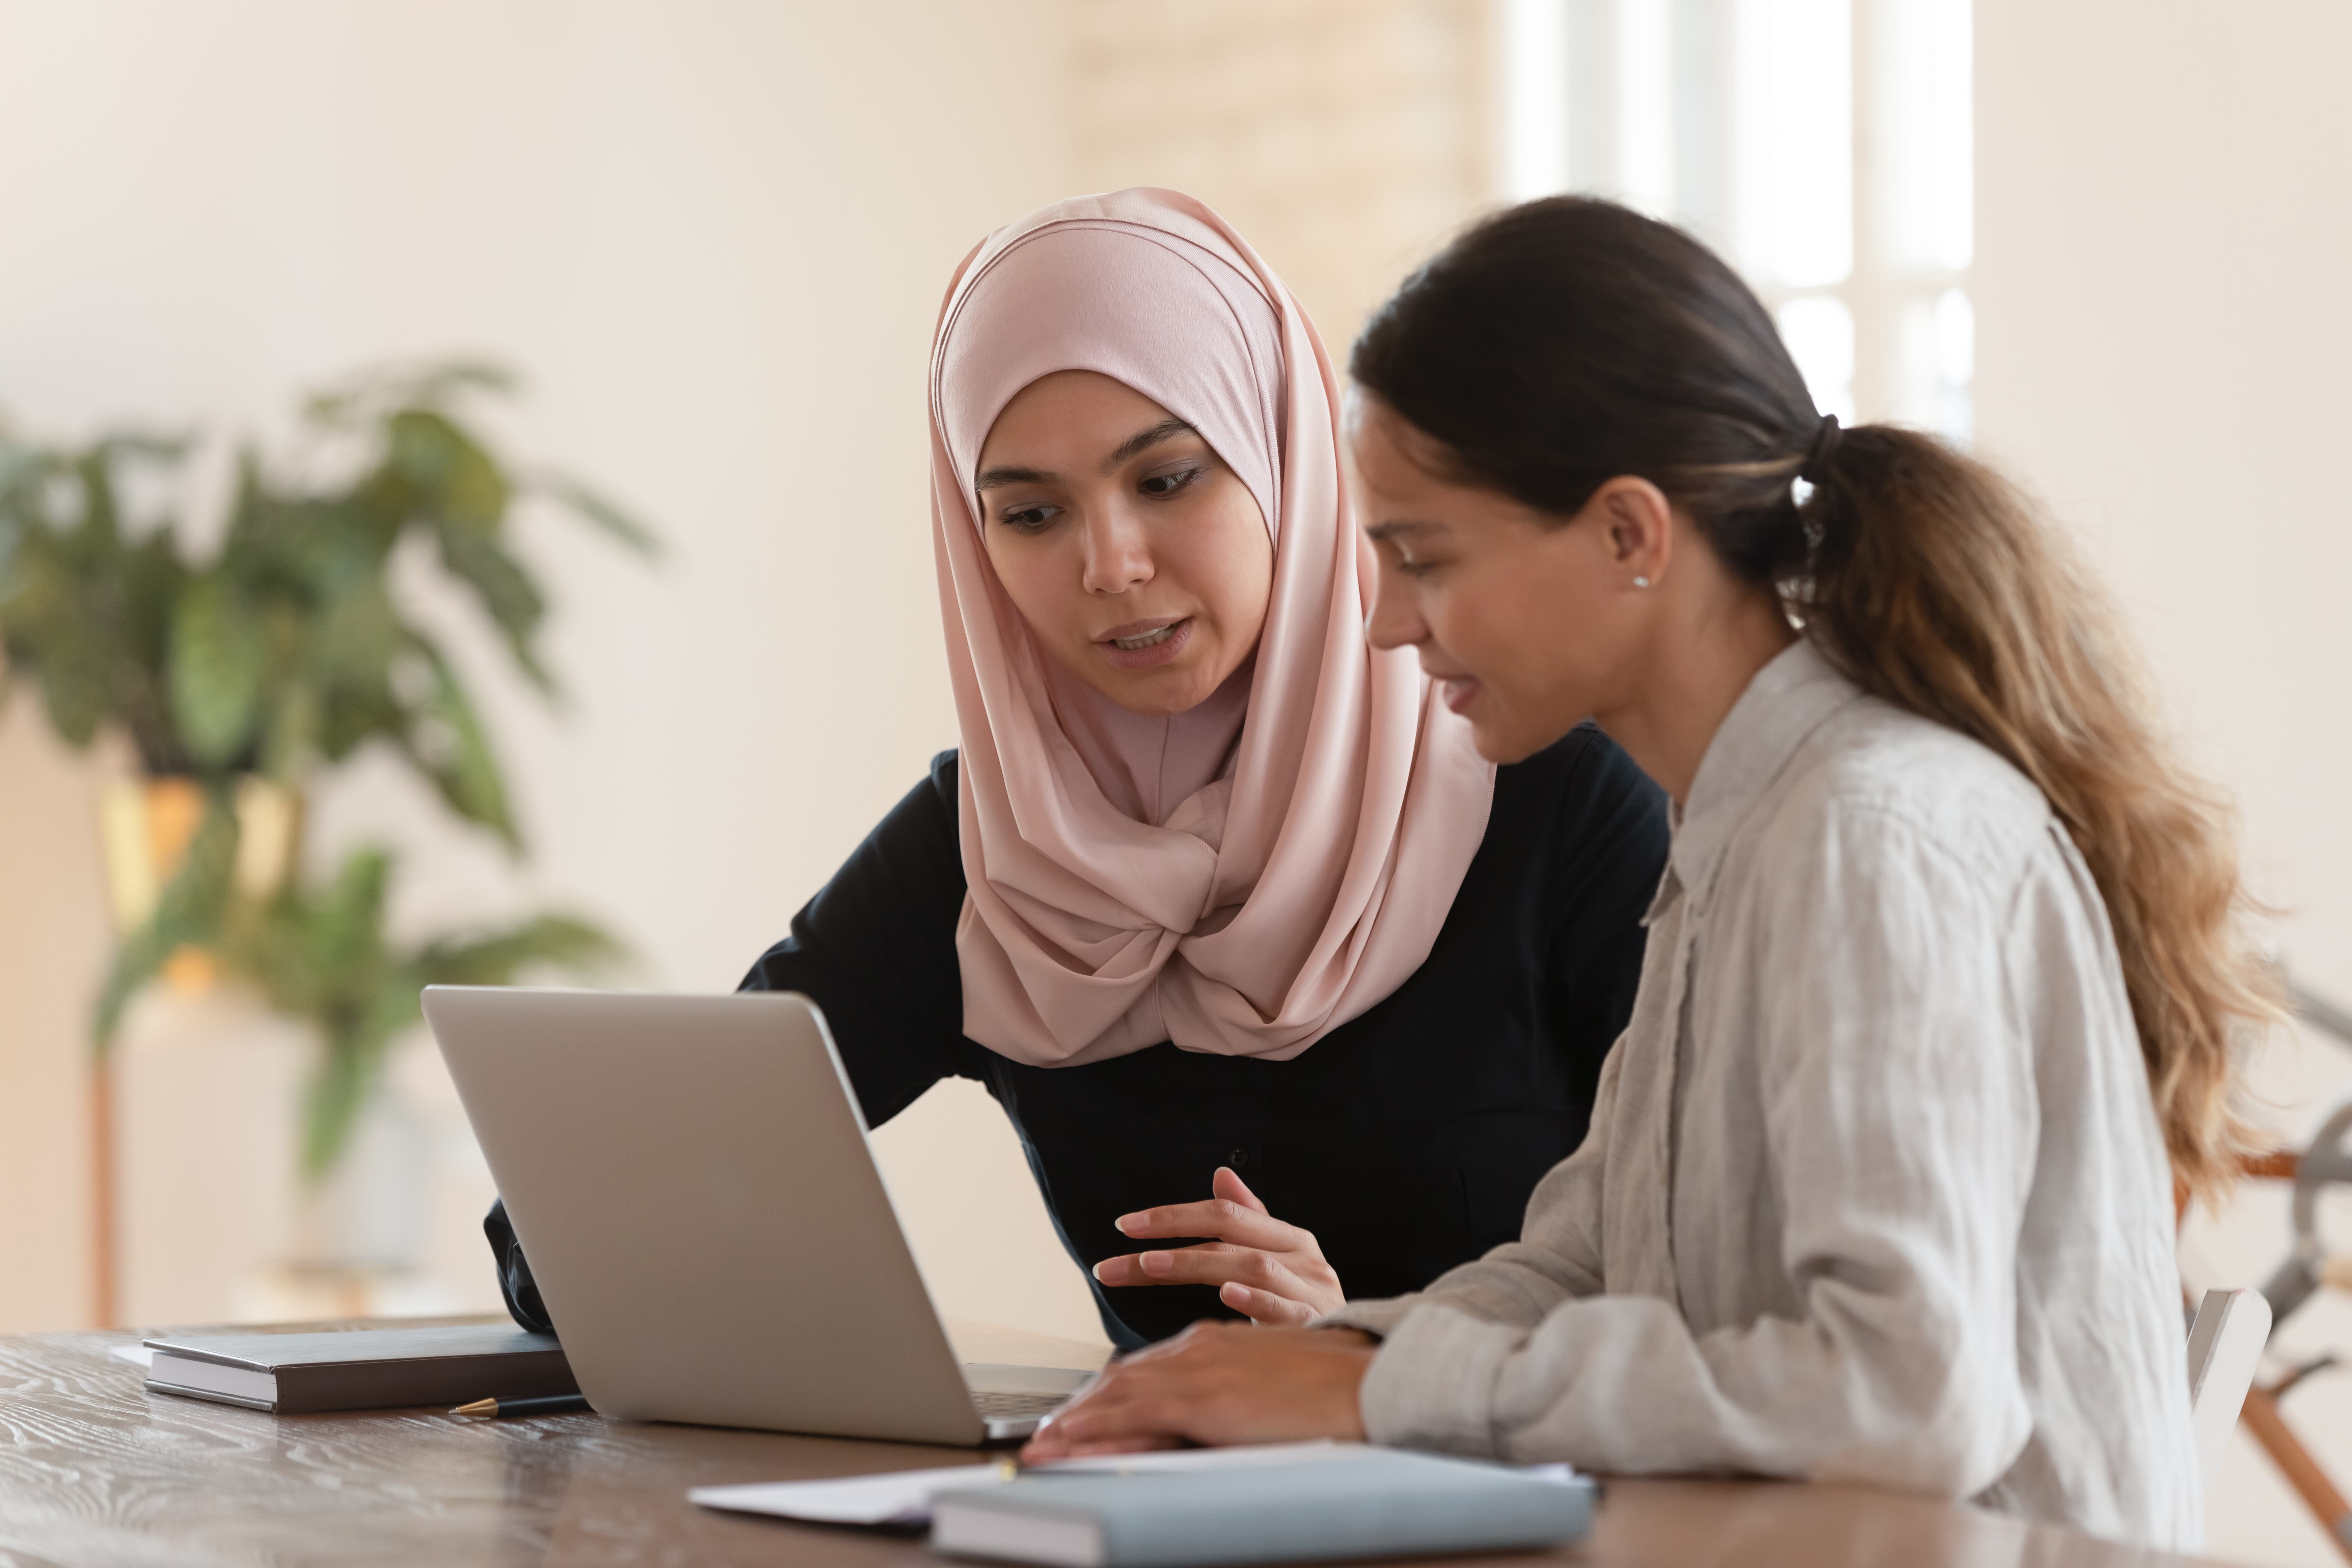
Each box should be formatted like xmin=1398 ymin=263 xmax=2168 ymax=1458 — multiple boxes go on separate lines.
xmin=1114 ymin=1213 xmax=1142 ymax=1234
xmin=1143 ymin=1250 xmax=1171 ymax=1275
xmin=1092 ymin=1260 xmax=1113 ymax=1282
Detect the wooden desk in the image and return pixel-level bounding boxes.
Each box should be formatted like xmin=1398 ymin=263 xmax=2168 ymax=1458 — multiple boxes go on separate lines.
xmin=0 ymin=1320 xmax=2224 ymax=1567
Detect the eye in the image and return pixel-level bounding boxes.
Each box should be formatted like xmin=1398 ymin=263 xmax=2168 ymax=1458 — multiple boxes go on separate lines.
xmin=1376 ymin=539 xmax=1437 ymax=579
xmin=1136 ymin=463 xmax=1203 ymax=500
xmin=997 ymin=502 xmax=1060 ymax=533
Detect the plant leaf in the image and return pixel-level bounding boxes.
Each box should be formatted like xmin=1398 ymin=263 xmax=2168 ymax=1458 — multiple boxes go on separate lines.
xmin=300 ymin=1034 xmax=385 ymax=1183
xmin=309 ymin=578 xmax=401 ymax=687
xmin=531 ymin=470 xmax=661 ymax=559
xmin=433 ymin=530 xmax=552 ymax=693
xmin=398 ymin=641 xmax=520 ymax=850
xmin=304 ymin=361 xmax=515 ymax=428
xmin=412 ymin=914 xmax=626 ymax=987
xmin=258 ymin=674 xmax=323 ymax=780
xmin=3 ymin=530 xmax=113 ymax=746
xmin=388 ymin=409 xmax=510 ymax=533
xmin=168 ymin=574 xmax=266 ymax=767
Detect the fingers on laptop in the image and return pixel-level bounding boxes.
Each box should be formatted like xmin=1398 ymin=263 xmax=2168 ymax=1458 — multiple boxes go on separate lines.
xmin=1020 ymin=1322 xmax=1372 ymax=1461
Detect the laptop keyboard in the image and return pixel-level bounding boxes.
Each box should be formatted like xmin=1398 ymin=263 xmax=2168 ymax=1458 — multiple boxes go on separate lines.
xmin=972 ymin=1390 xmax=1068 ymax=1417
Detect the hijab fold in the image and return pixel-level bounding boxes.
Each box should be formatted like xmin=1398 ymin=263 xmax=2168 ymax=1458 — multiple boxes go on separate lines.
xmin=931 ymin=187 xmax=1493 ymax=1068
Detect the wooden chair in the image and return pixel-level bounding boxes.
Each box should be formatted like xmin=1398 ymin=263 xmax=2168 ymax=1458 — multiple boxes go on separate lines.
xmin=2211 ymin=980 xmax=2352 ymax=1558
xmin=2226 ymin=1143 xmax=2352 ymax=1560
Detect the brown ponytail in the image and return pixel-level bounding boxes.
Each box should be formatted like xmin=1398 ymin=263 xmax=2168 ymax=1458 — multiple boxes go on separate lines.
xmin=1353 ymin=196 xmax=2275 ymax=1200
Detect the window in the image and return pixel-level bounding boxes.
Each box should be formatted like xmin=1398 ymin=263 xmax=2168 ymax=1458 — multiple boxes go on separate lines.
xmin=1500 ymin=0 xmax=1973 ymax=438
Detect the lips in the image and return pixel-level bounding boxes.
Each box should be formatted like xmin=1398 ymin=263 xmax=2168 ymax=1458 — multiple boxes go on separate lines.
xmin=1436 ymin=674 xmax=1480 ymax=714
xmin=1098 ymin=616 xmax=1194 ymax=671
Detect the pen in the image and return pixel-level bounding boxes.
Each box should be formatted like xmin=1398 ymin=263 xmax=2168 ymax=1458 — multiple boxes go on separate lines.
xmin=450 ymin=1392 xmax=593 ymax=1418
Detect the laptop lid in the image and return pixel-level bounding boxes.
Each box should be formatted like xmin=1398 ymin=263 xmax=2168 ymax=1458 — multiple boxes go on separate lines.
xmin=422 ymin=986 xmax=990 ymax=1445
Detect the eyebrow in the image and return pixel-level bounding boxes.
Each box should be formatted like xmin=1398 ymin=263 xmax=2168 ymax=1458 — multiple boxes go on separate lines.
xmin=1362 ymin=519 xmax=1449 ymax=543
xmin=1104 ymin=417 xmax=1198 ymax=469
xmin=973 ymin=418 xmax=1202 ymax=492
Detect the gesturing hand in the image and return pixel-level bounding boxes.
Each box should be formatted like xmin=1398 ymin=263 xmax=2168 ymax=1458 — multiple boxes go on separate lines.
xmin=1021 ymin=1321 xmax=1377 ymax=1461
xmin=1090 ymin=1166 xmax=1345 ymax=1325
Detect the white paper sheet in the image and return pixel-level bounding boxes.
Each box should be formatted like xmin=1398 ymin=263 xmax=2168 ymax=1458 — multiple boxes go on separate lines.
xmin=108 ymin=1343 xmax=155 ymax=1369
xmin=689 ymin=1464 xmax=1010 ymax=1527
xmin=686 ymin=1442 xmax=1352 ymax=1527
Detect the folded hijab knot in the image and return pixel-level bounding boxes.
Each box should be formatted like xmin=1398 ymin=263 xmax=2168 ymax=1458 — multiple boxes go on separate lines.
xmin=930 ymin=187 xmax=1494 ymax=1068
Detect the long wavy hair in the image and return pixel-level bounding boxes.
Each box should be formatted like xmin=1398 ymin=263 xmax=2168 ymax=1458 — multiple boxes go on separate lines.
xmin=1352 ymin=196 xmax=2275 ymax=1200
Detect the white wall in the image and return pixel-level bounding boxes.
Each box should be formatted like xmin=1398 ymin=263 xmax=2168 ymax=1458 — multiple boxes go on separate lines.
xmin=1975 ymin=4 xmax=2352 ymax=1563
xmin=0 ymin=0 xmax=1103 ymax=1339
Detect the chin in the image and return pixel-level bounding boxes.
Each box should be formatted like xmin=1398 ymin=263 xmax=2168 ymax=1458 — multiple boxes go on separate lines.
xmin=1108 ymin=671 xmax=1216 ymax=718
xmin=1469 ymin=709 xmax=1575 ymax=766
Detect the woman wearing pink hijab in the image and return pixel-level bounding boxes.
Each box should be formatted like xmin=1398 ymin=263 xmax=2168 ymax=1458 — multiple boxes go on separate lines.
xmin=487 ymin=189 xmax=1667 ymax=1350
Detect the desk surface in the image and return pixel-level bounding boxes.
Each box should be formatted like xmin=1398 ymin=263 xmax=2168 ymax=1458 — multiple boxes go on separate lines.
xmin=0 ymin=1319 xmax=2221 ymax=1568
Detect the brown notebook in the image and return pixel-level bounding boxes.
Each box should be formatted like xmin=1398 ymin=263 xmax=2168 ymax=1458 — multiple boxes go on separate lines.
xmin=142 ymin=1325 xmax=576 ymax=1414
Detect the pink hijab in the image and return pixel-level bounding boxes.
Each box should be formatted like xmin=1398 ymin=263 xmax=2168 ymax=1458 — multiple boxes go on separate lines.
xmin=931 ymin=188 xmax=1493 ymax=1068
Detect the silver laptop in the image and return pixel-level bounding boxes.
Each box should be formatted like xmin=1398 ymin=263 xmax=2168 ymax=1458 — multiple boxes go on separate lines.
xmin=420 ymin=986 xmax=1092 ymax=1444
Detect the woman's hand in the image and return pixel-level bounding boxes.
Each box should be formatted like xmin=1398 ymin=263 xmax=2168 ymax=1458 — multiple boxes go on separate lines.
xmin=1090 ymin=1167 xmax=1345 ymax=1325
xmin=1021 ymin=1323 xmax=1377 ymax=1461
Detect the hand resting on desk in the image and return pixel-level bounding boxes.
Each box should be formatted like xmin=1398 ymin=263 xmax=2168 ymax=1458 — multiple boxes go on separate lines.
xmin=1091 ymin=1166 xmax=1346 ymax=1326
xmin=1021 ymin=1321 xmax=1376 ymax=1460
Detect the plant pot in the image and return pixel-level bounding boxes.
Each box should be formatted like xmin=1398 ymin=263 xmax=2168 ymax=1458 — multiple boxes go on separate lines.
xmin=96 ymin=775 xmax=301 ymax=988
xmin=88 ymin=774 xmax=304 ymax=1324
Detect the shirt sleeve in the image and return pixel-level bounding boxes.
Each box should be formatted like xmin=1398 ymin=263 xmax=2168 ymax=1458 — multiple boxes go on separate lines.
xmin=738 ymin=750 xmax=982 ymax=1127
xmin=1350 ymin=805 xmax=2040 ymax=1502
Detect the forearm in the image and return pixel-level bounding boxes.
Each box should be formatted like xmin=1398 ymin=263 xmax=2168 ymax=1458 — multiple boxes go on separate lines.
xmin=1361 ymin=1284 xmax=2028 ymax=1499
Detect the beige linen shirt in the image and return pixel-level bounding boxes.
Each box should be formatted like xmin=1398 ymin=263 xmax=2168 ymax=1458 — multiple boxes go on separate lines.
xmin=1325 ymin=639 xmax=2200 ymax=1549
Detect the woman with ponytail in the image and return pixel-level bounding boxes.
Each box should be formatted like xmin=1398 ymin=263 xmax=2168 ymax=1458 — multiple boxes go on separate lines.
xmin=1023 ymin=197 xmax=2275 ymax=1550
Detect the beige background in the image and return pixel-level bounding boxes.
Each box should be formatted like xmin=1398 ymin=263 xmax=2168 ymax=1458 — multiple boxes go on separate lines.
xmin=4 ymin=0 xmax=2351 ymax=1560
xmin=1975 ymin=3 xmax=2352 ymax=1562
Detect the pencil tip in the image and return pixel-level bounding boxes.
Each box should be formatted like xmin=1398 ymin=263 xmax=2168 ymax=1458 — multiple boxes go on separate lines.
xmin=451 ymin=1398 xmax=498 ymax=1416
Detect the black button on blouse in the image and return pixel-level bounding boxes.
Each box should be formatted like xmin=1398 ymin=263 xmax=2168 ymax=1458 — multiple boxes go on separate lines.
xmin=488 ymin=723 xmax=1667 ymax=1351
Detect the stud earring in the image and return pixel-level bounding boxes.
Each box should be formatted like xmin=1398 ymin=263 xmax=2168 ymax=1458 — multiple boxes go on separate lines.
xmin=1632 ymin=575 xmax=1651 ymax=588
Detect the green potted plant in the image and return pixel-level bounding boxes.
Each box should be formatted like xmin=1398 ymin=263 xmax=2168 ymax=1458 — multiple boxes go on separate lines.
xmin=0 ymin=363 xmax=650 ymax=1187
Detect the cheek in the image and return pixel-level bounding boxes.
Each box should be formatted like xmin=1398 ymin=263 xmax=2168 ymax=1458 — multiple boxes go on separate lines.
xmin=1439 ymin=552 xmax=1602 ymax=687
xmin=986 ymin=538 xmax=1085 ymax=647
xmin=1174 ymin=494 xmax=1274 ymax=636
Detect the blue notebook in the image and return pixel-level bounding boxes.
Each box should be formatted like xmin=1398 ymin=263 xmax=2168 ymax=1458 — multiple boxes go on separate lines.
xmin=928 ymin=1447 xmax=1594 ymax=1567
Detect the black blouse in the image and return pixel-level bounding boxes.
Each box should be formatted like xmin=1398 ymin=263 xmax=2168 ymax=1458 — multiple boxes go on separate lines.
xmin=489 ymin=723 xmax=1668 ymax=1349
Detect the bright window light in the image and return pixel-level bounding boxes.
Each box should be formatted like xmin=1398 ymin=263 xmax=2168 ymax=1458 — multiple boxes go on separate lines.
xmin=1933 ymin=286 xmax=1975 ymax=437
xmin=1616 ymin=0 xmax=1675 ymax=216
xmin=1732 ymin=0 xmax=1853 ymax=290
xmin=1776 ymin=295 xmax=1857 ymax=423
xmin=1502 ymin=0 xmax=1572 ymax=200
xmin=1499 ymin=0 xmax=1973 ymax=441
xmin=1878 ymin=0 xmax=1972 ymax=273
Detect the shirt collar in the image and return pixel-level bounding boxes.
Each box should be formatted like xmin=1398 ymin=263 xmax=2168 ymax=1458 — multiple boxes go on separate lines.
xmin=1661 ymin=638 xmax=1864 ymax=913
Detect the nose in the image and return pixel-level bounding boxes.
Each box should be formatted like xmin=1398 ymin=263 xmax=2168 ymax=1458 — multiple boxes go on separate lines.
xmin=1365 ymin=556 xmax=1428 ymax=651
xmin=1079 ymin=505 xmax=1154 ymax=596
